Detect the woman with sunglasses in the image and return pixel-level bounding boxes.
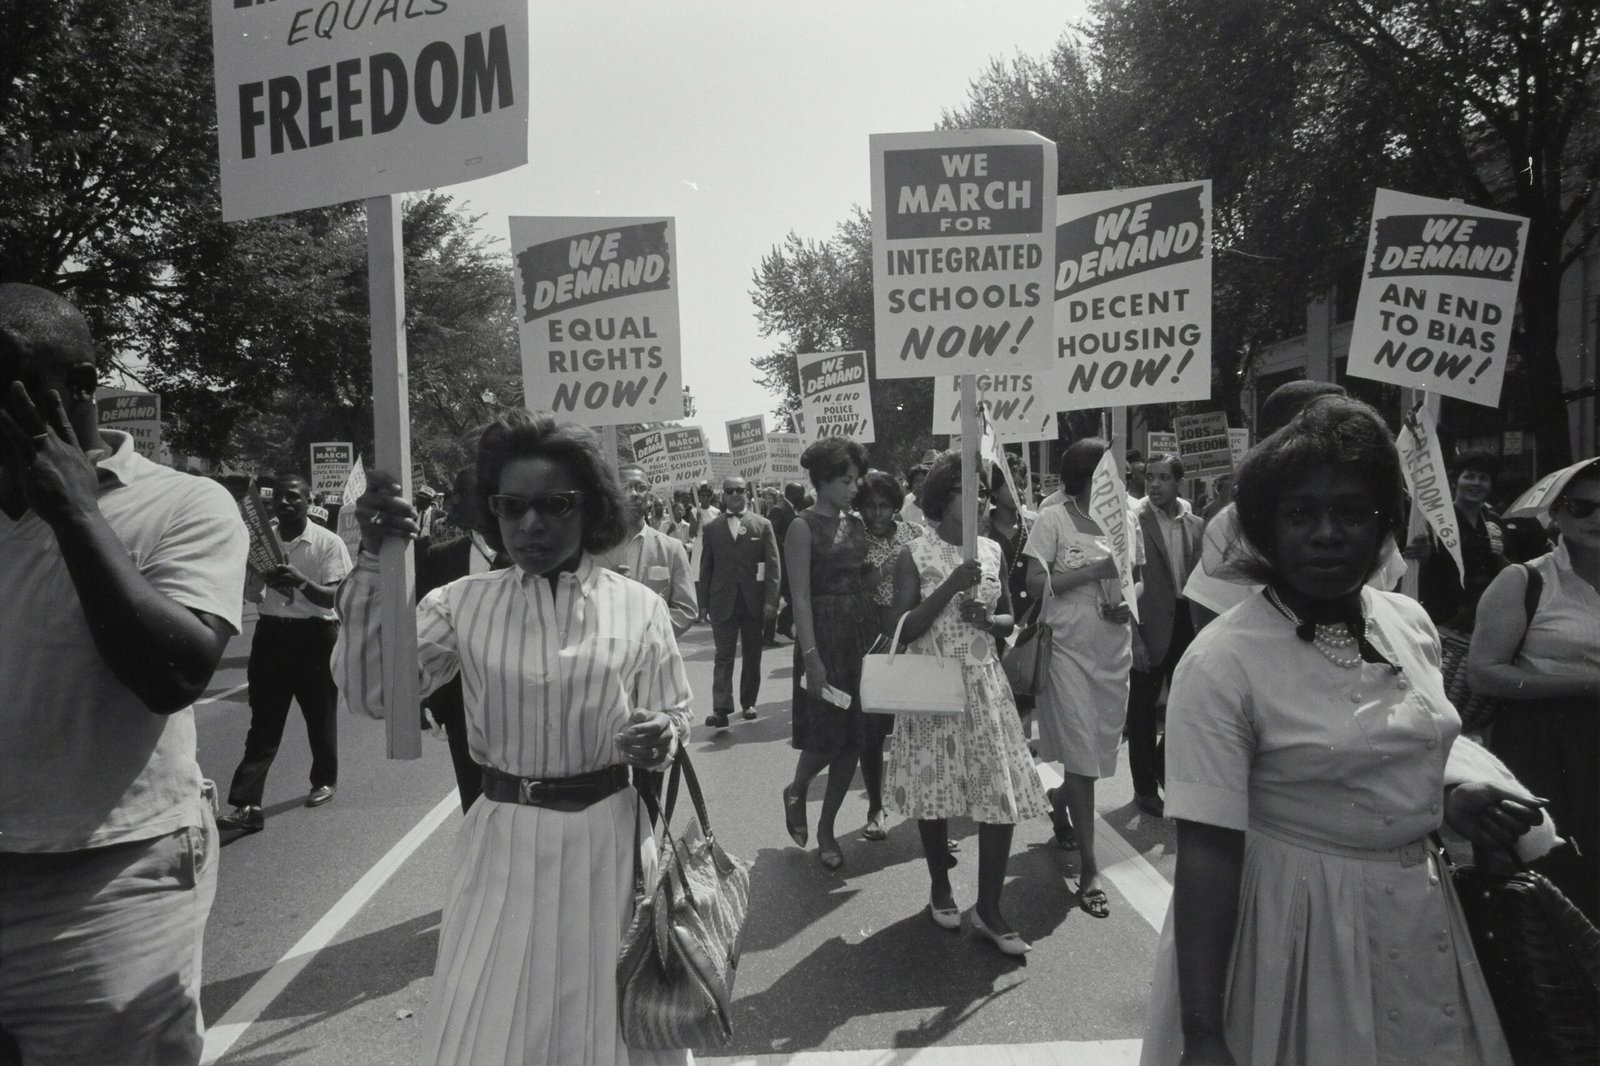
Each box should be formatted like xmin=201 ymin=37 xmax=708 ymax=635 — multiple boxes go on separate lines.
xmin=1141 ymin=398 xmax=1540 ymax=1066
xmin=883 ymin=452 xmax=1048 ymax=954
xmin=334 ymin=411 xmax=692 ymax=1066
xmin=1469 ymin=457 xmax=1600 ymax=924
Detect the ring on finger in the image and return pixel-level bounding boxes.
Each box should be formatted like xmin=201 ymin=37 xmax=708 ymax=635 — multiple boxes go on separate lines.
xmin=32 ymin=433 xmax=50 ymax=446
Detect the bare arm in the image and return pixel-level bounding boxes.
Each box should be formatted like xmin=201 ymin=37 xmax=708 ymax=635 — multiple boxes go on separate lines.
xmin=1468 ymin=565 xmax=1600 ymax=700
xmin=890 ymin=548 xmax=979 ymax=644
xmin=1174 ymin=820 xmax=1245 ymax=1065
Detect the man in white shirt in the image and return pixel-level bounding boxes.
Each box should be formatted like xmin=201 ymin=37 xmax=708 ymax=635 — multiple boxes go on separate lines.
xmin=218 ymin=473 xmax=352 ymax=831
xmin=595 ymin=463 xmax=698 ymax=636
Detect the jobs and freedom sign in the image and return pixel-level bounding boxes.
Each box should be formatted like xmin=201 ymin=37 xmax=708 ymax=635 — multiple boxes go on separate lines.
xmin=211 ymin=0 xmax=530 ymax=221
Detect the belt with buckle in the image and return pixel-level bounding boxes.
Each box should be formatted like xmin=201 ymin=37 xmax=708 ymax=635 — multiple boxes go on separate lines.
xmin=480 ymin=765 xmax=632 ymax=811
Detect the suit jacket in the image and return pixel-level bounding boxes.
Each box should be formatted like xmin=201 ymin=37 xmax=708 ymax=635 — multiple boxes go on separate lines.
xmin=1133 ymin=499 xmax=1205 ymax=663
xmin=698 ymin=510 xmax=781 ymax=622
xmin=594 ymin=525 xmax=700 ymax=636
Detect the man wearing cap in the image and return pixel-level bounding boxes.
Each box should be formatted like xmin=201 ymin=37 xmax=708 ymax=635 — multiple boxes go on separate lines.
xmin=0 ymin=283 xmax=247 ymax=1064
xmin=217 ymin=472 xmax=351 ymax=831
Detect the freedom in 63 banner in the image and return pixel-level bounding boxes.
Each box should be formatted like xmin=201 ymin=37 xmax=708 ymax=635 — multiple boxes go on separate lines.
xmin=871 ymin=129 xmax=1056 ymax=380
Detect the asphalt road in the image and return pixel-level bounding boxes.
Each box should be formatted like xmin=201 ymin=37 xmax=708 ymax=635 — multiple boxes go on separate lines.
xmin=196 ymin=607 xmax=1177 ymax=1065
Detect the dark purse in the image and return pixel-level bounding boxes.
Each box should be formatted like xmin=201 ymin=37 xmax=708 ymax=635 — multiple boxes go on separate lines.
xmin=618 ymin=751 xmax=751 ymax=1051
xmin=1001 ymin=596 xmax=1052 ymax=705
xmin=1436 ymin=563 xmax=1541 ymax=734
xmin=1452 ymin=860 xmax=1600 ymax=1065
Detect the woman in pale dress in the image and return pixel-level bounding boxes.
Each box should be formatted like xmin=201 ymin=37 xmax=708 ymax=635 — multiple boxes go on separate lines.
xmin=884 ymin=453 xmax=1049 ymax=954
xmin=337 ymin=410 xmax=692 ymax=1066
xmin=1142 ymin=396 xmax=1543 ymax=1066
xmin=1023 ymin=437 xmax=1135 ymax=919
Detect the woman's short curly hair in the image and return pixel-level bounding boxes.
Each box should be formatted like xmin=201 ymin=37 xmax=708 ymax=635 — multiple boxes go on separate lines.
xmin=1233 ymin=395 xmax=1405 ymax=580
xmin=800 ymin=437 xmax=866 ymax=487
xmin=918 ymin=452 xmax=991 ymax=523
xmin=474 ymin=410 xmax=629 ymax=557
xmin=853 ymin=469 xmax=905 ymax=512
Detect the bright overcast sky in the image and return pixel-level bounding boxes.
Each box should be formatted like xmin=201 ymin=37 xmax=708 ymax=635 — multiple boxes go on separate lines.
xmin=450 ymin=1 xmax=1086 ymax=450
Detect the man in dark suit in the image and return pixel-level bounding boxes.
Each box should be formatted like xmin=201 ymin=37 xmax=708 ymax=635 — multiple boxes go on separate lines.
xmin=1128 ymin=454 xmax=1205 ymax=818
xmin=763 ymin=480 xmax=803 ymax=644
xmin=699 ymin=475 xmax=781 ymax=729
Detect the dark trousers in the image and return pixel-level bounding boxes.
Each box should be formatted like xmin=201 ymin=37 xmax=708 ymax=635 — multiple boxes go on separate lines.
xmin=712 ymin=598 xmax=765 ymax=712
xmin=425 ymin=677 xmax=483 ymax=813
xmin=1127 ymin=608 xmax=1195 ymax=798
xmin=228 ymin=617 xmax=339 ymax=807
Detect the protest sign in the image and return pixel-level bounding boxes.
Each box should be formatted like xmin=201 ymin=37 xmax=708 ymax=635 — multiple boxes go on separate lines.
xmin=727 ymin=416 xmax=769 ymax=480
xmin=797 ymin=350 xmax=875 ymax=442
xmin=662 ymin=426 xmax=709 ymax=491
xmin=1347 ymin=190 xmax=1528 ymax=407
xmin=510 ymin=217 xmax=684 ymax=429
xmin=766 ymin=432 xmax=804 ymax=480
xmin=1146 ymin=430 xmax=1177 ymax=456
xmin=1173 ymin=411 xmax=1233 ymax=478
xmin=629 ymin=428 xmax=669 ymax=483
xmin=1053 ymin=182 xmax=1212 ymax=410
xmin=310 ymin=442 xmax=355 ymax=497
xmin=1228 ymin=428 xmax=1250 ymax=466
xmin=95 ymin=389 xmax=161 ymax=461
xmin=211 ymin=0 xmax=528 ymax=221
xmin=1396 ymin=403 xmax=1463 ymax=583
xmin=240 ymin=490 xmax=286 ymax=576
xmin=931 ymin=373 xmax=1056 ymax=442
xmin=335 ymin=458 xmax=368 ymax=557
xmin=871 ymin=130 xmax=1057 ymax=379
xmin=707 ymin=452 xmax=736 ymax=484
xmin=1088 ymin=451 xmax=1139 ymax=623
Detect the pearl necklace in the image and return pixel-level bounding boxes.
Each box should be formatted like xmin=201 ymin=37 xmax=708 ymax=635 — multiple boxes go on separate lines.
xmin=1265 ymin=587 xmax=1364 ymax=668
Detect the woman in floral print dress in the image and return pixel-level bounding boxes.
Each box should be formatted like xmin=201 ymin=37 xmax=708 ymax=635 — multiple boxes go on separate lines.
xmin=883 ymin=453 xmax=1048 ymax=954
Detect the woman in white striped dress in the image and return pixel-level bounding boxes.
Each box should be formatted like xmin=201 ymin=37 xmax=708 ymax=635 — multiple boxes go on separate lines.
xmin=335 ymin=411 xmax=693 ymax=1065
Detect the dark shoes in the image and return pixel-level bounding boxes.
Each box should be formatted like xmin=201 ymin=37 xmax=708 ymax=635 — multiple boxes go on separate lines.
xmin=706 ymin=712 xmax=732 ymax=730
xmin=218 ymin=805 xmax=263 ymax=832
xmin=1134 ymin=792 xmax=1166 ymax=819
xmin=307 ymin=785 xmax=337 ymax=808
xmin=782 ymin=784 xmax=807 ymax=846
xmin=741 ymin=707 xmax=758 ymax=721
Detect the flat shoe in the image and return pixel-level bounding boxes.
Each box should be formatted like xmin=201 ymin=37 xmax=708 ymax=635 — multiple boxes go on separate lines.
xmin=928 ymin=899 xmax=961 ymax=930
xmin=741 ymin=707 xmax=759 ymax=721
xmin=817 ymin=840 xmax=844 ymax=870
xmin=968 ymin=909 xmax=1031 ymax=955
xmin=861 ymin=813 xmax=887 ymax=841
xmin=782 ymin=785 xmax=807 ymax=847
xmin=1077 ymin=884 xmax=1111 ymax=919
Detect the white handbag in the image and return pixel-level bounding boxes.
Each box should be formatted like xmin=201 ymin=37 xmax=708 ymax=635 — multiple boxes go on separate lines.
xmin=858 ymin=612 xmax=966 ymax=717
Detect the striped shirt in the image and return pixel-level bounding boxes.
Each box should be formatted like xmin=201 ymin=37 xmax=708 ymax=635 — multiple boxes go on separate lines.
xmin=334 ymin=553 xmax=692 ymax=778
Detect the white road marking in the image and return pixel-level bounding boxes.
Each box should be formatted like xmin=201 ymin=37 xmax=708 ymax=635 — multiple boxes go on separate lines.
xmin=697 ymin=1038 xmax=1142 ymax=1065
xmin=195 ymin=681 xmax=248 ymax=706
xmin=200 ymin=791 xmax=458 ymax=1066
xmin=1034 ymin=763 xmax=1172 ymax=933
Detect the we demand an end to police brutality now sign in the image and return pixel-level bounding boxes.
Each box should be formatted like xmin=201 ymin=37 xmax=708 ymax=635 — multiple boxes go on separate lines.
xmin=211 ymin=0 xmax=529 ymax=221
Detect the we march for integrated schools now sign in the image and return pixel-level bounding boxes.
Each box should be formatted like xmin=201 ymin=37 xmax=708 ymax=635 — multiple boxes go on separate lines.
xmin=211 ymin=0 xmax=529 ymax=221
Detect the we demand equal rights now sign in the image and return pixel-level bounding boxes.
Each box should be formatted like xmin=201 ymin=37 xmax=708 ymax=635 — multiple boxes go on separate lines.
xmin=211 ymin=0 xmax=529 ymax=221
xmin=510 ymin=217 xmax=684 ymax=428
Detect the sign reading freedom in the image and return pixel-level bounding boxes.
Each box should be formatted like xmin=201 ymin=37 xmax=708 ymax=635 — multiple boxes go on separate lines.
xmin=211 ymin=0 xmax=529 ymax=221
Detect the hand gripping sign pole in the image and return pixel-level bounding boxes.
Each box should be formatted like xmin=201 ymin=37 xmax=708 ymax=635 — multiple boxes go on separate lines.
xmin=368 ymin=194 xmax=421 ymax=760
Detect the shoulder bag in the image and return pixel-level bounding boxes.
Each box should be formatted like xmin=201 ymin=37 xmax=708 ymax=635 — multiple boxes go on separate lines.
xmin=1002 ymin=574 xmax=1052 ymax=706
xmin=618 ymin=751 xmax=751 ymax=1051
xmin=1437 ymin=563 xmax=1541 ymax=734
xmin=859 ymin=611 xmax=966 ymax=717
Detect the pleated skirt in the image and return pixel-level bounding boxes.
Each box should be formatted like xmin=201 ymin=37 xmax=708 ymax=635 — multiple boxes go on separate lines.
xmin=423 ymin=788 xmax=689 ymax=1066
xmin=1140 ymin=829 xmax=1509 ymax=1066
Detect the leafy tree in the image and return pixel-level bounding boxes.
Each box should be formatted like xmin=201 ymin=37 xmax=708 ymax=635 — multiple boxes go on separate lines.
xmin=750 ymin=209 xmax=936 ymax=476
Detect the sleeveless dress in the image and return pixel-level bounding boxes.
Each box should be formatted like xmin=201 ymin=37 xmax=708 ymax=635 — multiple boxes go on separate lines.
xmin=883 ymin=535 xmax=1048 ymax=824
xmin=790 ymin=509 xmax=874 ymax=756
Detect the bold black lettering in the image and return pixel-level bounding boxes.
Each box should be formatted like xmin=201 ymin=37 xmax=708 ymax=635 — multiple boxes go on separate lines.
xmin=238 ymin=81 xmax=266 ymax=159
xmin=305 ymin=64 xmax=335 ymax=147
xmin=335 ymin=58 xmax=364 ymax=140
xmin=370 ymin=52 xmax=408 ymax=134
xmin=267 ymin=75 xmax=307 ymax=154
xmin=414 ymin=41 xmax=458 ymax=125
xmin=460 ymin=26 xmax=513 ymax=117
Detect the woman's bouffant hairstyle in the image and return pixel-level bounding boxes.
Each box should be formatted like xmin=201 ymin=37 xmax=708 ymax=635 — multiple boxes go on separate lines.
xmin=474 ymin=410 xmax=629 ymax=557
xmin=801 ymin=436 xmax=866 ymax=487
xmin=1233 ymin=395 xmax=1405 ymax=580
xmin=1058 ymin=437 xmax=1109 ymax=496
xmin=918 ymin=452 xmax=989 ymax=523
xmin=853 ymin=469 xmax=905 ymax=512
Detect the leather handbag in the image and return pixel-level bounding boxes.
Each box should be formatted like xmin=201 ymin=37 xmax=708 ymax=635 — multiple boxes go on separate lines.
xmin=1002 ymin=595 xmax=1051 ymax=702
xmin=618 ymin=751 xmax=751 ymax=1051
xmin=859 ymin=612 xmax=966 ymax=717
xmin=1452 ymin=860 xmax=1600 ymax=1065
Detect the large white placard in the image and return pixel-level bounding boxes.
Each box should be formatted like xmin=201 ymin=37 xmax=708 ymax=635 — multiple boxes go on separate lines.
xmin=727 ymin=416 xmax=769 ymax=480
xmin=871 ymin=129 xmax=1056 ymax=380
xmin=212 ymin=0 xmax=529 ymax=221
xmin=661 ymin=426 xmax=708 ymax=491
xmin=931 ymin=372 xmax=1056 ymax=443
xmin=510 ymin=217 xmax=684 ymax=429
xmin=1173 ymin=411 xmax=1233 ymax=478
xmin=309 ymin=441 xmax=355 ymax=497
xmin=629 ymin=427 xmax=669 ymax=485
xmin=95 ymin=389 xmax=161 ymax=461
xmin=797 ymin=350 xmax=875 ymax=443
xmin=765 ymin=432 xmax=804 ymax=480
xmin=1053 ymin=182 xmax=1212 ymax=410
xmin=1347 ymin=190 xmax=1527 ymax=407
